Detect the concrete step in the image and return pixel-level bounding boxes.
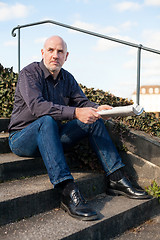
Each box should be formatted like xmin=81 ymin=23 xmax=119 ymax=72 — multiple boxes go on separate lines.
xmin=0 ymin=194 xmax=159 ymax=240
xmin=122 ymin=129 xmax=160 ymax=167
xmin=120 ymin=151 xmax=160 ymax=187
xmin=113 ymin=215 xmax=160 ymax=240
xmin=0 ymin=152 xmax=85 ymax=182
xmin=0 ymin=172 xmax=105 ymax=226
xmin=0 ymin=118 xmax=10 ymax=132
xmin=106 ymin=120 xmax=160 ymax=167
xmin=0 ymin=153 xmax=46 ymax=182
xmin=0 ymin=132 xmax=10 ymax=153
xmin=1 ymin=147 xmax=159 ymax=188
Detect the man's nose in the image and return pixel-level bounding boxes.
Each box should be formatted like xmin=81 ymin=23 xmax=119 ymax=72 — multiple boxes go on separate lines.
xmin=52 ymin=50 xmax=58 ymax=58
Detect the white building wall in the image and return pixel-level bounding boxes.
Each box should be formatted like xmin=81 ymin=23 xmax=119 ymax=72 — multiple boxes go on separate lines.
xmin=132 ymin=94 xmax=160 ymax=112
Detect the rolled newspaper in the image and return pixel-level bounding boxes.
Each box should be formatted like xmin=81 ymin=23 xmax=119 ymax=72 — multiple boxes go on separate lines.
xmin=98 ymin=104 xmax=144 ymax=118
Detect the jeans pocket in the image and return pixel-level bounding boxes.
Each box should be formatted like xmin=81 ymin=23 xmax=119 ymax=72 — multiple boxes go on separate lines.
xmin=9 ymin=131 xmax=19 ymax=139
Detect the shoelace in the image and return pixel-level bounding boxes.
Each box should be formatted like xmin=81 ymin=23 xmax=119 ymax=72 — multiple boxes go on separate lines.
xmin=71 ymin=189 xmax=85 ymax=206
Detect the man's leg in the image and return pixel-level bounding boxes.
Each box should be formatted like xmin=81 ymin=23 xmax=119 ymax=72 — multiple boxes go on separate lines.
xmin=9 ymin=116 xmax=98 ymax=221
xmin=60 ymin=118 xmax=124 ymax=175
xmin=9 ymin=115 xmax=73 ymax=186
xmin=60 ymin=118 xmax=150 ymax=200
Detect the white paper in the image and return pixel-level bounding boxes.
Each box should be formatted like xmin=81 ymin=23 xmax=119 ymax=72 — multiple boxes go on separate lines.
xmin=97 ymin=104 xmax=144 ymax=118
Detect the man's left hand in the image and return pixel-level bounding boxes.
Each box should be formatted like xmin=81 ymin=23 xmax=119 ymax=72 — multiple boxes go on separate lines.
xmin=96 ymin=105 xmax=113 ymax=120
xmin=97 ymin=105 xmax=112 ymax=111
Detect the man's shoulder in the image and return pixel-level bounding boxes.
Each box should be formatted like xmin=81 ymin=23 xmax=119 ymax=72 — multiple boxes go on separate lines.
xmin=21 ymin=62 xmax=41 ymax=73
xmin=61 ymin=68 xmax=75 ymax=80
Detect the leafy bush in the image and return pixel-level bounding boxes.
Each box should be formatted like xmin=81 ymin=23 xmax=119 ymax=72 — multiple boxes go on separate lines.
xmin=121 ymin=113 xmax=160 ymax=137
xmin=0 ymin=64 xmax=18 ymax=117
xmin=80 ymin=84 xmax=160 ymax=138
xmin=145 ymin=180 xmax=160 ymax=202
xmin=80 ymin=84 xmax=133 ymax=107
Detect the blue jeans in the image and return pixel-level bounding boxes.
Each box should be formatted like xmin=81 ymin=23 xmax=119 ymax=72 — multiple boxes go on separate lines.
xmin=9 ymin=115 xmax=124 ymax=187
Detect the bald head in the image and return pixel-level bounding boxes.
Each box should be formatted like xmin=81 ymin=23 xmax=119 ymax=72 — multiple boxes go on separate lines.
xmin=43 ymin=36 xmax=68 ymax=53
xmin=41 ymin=35 xmax=69 ymax=79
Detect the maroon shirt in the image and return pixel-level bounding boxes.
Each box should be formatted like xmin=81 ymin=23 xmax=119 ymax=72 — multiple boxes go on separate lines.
xmin=8 ymin=60 xmax=98 ymax=132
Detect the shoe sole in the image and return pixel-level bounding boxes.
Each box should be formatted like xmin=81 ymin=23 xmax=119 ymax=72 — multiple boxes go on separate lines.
xmin=60 ymin=202 xmax=99 ymax=221
xmin=106 ymin=189 xmax=152 ymax=200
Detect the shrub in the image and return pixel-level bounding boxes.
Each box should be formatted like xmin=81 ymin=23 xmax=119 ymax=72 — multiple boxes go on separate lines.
xmin=0 ymin=64 xmax=18 ymax=117
xmin=145 ymin=180 xmax=160 ymax=202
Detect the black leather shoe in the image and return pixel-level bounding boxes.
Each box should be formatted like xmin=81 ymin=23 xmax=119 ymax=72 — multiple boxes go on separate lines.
xmin=60 ymin=184 xmax=98 ymax=221
xmin=107 ymin=177 xmax=151 ymax=199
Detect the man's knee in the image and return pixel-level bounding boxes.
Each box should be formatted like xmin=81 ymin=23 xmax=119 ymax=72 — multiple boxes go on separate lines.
xmin=39 ymin=115 xmax=58 ymax=130
xmin=93 ymin=118 xmax=105 ymax=128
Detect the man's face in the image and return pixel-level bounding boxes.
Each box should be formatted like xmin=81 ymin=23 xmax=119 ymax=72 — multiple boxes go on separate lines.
xmin=41 ymin=36 xmax=69 ymax=78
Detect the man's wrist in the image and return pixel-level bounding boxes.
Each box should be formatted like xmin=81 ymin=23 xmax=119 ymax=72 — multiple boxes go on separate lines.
xmin=74 ymin=108 xmax=77 ymax=119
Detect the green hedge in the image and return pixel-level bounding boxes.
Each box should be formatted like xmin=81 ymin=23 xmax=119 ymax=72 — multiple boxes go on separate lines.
xmin=0 ymin=64 xmax=18 ymax=117
xmin=80 ymin=84 xmax=160 ymax=137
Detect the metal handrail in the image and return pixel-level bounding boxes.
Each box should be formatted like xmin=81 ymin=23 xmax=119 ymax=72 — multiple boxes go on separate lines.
xmin=11 ymin=19 xmax=160 ymax=104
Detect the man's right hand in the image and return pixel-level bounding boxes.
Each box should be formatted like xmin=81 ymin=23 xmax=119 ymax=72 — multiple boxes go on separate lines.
xmin=75 ymin=107 xmax=100 ymax=124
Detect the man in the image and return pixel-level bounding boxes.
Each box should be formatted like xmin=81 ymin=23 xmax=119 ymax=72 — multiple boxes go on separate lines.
xmin=8 ymin=36 xmax=150 ymax=221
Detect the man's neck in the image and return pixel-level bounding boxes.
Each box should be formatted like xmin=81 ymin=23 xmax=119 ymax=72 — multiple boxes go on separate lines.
xmin=49 ymin=70 xmax=59 ymax=80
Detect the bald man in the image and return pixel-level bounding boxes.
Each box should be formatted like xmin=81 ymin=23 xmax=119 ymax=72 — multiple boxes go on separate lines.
xmin=8 ymin=36 xmax=150 ymax=221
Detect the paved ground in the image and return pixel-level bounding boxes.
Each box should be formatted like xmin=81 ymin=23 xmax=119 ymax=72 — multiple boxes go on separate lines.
xmin=114 ymin=214 xmax=160 ymax=240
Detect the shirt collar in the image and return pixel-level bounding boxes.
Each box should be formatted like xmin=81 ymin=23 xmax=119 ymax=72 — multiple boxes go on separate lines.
xmin=40 ymin=60 xmax=63 ymax=81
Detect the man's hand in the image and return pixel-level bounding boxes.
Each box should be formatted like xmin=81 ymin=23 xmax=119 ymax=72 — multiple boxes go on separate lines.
xmin=75 ymin=107 xmax=100 ymax=124
xmin=97 ymin=105 xmax=112 ymax=111
xmin=97 ymin=105 xmax=113 ymax=120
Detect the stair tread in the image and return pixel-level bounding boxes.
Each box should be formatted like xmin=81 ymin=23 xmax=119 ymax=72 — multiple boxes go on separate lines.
xmin=0 ymin=132 xmax=9 ymax=138
xmin=0 ymin=172 xmax=98 ymax=202
xmin=0 ymin=152 xmax=35 ymax=164
xmin=0 ymin=193 xmax=154 ymax=240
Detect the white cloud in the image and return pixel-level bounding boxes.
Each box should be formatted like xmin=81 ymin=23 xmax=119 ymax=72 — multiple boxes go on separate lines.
xmin=0 ymin=2 xmax=31 ymax=21
xmin=34 ymin=37 xmax=47 ymax=44
xmin=66 ymin=0 xmax=90 ymax=3
xmin=99 ymin=26 xmax=119 ymax=35
xmin=94 ymin=38 xmax=119 ymax=51
xmin=94 ymin=34 xmax=137 ymax=51
xmin=142 ymin=30 xmax=160 ymax=50
xmin=124 ymin=59 xmax=136 ymax=69
xmin=144 ymin=0 xmax=160 ymax=6
xmin=124 ymin=44 xmax=160 ymax=85
xmin=71 ymin=20 xmax=120 ymax=37
xmin=71 ymin=20 xmax=138 ymax=52
xmin=4 ymin=40 xmax=17 ymax=46
xmin=72 ymin=20 xmax=96 ymax=31
xmin=32 ymin=55 xmax=41 ymax=61
xmin=76 ymin=0 xmax=90 ymax=3
xmin=120 ymin=21 xmax=137 ymax=31
xmin=115 ymin=1 xmax=141 ymax=11
xmin=71 ymin=19 xmax=138 ymax=37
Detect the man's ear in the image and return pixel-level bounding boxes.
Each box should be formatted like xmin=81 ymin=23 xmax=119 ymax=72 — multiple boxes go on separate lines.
xmin=41 ymin=49 xmax=44 ymax=59
xmin=65 ymin=52 xmax=69 ymax=61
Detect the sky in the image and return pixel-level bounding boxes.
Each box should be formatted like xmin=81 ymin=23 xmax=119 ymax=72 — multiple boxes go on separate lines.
xmin=0 ymin=0 xmax=160 ymax=100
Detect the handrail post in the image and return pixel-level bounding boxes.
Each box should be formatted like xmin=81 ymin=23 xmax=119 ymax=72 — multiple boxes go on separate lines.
xmin=136 ymin=44 xmax=142 ymax=105
xmin=18 ymin=26 xmax=20 ymax=73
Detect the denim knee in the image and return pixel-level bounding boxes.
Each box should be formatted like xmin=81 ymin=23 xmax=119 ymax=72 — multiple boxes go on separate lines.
xmin=89 ymin=118 xmax=106 ymax=133
xmin=38 ymin=115 xmax=59 ymax=131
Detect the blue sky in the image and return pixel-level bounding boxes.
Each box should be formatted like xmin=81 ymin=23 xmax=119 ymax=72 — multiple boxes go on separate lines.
xmin=0 ymin=0 xmax=160 ymax=100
